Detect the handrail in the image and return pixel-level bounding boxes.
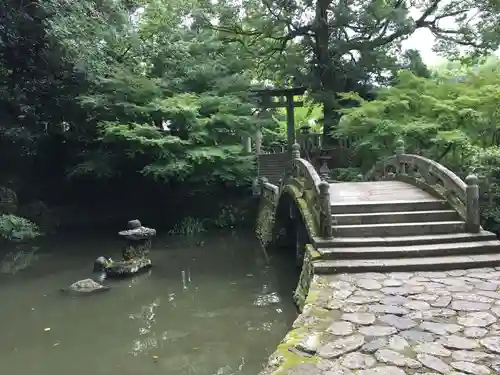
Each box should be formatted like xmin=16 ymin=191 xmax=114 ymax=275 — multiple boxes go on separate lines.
xmin=257 ymin=144 xmax=334 ymax=239
xmin=366 ymin=139 xmax=480 ymax=233
xmin=260 ymin=178 xmax=280 ymax=200
xmin=294 ymin=158 xmax=322 ymax=195
xmin=367 ymin=154 xmax=467 ymax=201
xmin=291 ymin=144 xmax=333 ymax=239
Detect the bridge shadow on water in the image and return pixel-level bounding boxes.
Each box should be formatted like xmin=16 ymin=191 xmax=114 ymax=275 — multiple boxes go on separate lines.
xmin=261 ymin=189 xmax=309 ymax=322
xmin=271 ymin=190 xmax=311 ymax=273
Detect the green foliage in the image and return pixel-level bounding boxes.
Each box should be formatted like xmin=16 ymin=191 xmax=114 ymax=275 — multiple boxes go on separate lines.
xmin=0 ymin=188 xmax=43 ymax=242
xmin=399 ymin=49 xmax=431 ymax=79
xmin=68 ymin=5 xmax=260 ymax=186
xmin=330 ymin=168 xmax=363 ymax=182
xmin=336 ymin=61 xmax=500 ymax=230
xmin=466 ymin=146 xmax=500 ymax=231
xmin=336 ymin=65 xmax=500 ymax=168
xmin=169 ymin=217 xmax=206 ymax=236
xmin=0 ymin=214 xmax=40 ymax=242
xmin=213 ymin=203 xmax=250 ymax=229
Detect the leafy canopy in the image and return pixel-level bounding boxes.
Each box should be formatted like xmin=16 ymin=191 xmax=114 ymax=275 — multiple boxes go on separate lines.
xmin=336 ymin=59 xmax=500 ymax=229
xmin=59 ymin=0 xmax=264 ymax=185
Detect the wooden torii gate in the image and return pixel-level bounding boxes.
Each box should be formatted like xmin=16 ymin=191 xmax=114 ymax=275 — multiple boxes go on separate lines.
xmin=251 ymin=86 xmax=306 ymax=153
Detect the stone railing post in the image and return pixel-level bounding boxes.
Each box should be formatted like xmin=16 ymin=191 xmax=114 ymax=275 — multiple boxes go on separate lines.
xmin=395 ymin=138 xmax=406 ymax=175
xmin=292 ymin=142 xmax=300 ymax=159
xmin=255 ymin=128 xmax=262 ymax=155
xmin=465 ymin=174 xmax=480 ymax=233
xmin=260 ymin=176 xmax=269 ymax=196
xmin=318 ymin=181 xmax=333 ymax=238
xmin=291 ymin=143 xmax=300 ymax=177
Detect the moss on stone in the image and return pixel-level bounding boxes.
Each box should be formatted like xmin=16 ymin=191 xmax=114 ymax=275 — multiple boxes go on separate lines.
xmin=309 ymin=248 xmax=321 ymax=260
xmin=293 ymin=245 xmax=316 ymax=311
xmin=281 ymin=184 xmax=320 ymax=239
xmin=255 ymin=200 xmax=276 ymax=248
xmin=275 ymin=349 xmax=318 ymax=373
xmin=305 ymin=289 xmax=319 ymax=304
xmin=269 ymin=328 xmax=319 ymax=374
xmin=295 ymin=197 xmax=319 ymax=238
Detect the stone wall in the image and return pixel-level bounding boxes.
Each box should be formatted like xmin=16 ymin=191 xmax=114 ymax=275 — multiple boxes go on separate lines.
xmin=293 ymin=245 xmax=321 ymax=310
xmin=260 ymin=244 xmax=331 ymax=375
xmin=256 ymin=183 xmax=326 ymax=375
xmin=255 ymin=189 xmax=277 ymax=249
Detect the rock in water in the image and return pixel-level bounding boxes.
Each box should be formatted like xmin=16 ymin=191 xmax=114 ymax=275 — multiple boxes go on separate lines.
xmin=104 ymin=258 xmax=152 ymax=277
xmin=93 ymin=256 xmax=113 ymax=272
xmin=62 ymin=278 xmax=110 ymax=294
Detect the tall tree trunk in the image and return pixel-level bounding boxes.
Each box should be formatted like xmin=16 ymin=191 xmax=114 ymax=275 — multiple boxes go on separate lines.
xmin=315 ymin=0 xmax=336 ymax=146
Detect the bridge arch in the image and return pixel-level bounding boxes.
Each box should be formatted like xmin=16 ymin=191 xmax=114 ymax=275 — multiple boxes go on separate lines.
xmin=272 ymin=184 xmax=316 ymax=267
xmin=256 ymin=177 xmax=318 ymax=261
xmin=255 ymin=144 xmax=334 ymax=275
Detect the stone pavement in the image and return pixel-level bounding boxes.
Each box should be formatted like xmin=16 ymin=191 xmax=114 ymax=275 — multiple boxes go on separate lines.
xmin=262 ymin=267 xmax=500 ymax=375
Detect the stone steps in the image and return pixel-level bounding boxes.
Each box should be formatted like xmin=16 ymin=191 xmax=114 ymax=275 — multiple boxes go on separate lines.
xmin=333 ymin=221 xmax=466 ymax=237
xmin=313 ymin=253 xmax=500 ymax=273
xmin=258 ymin=154 xmax=288 ymax=185
xmin=315 ymin=185 xmax=500 ymax=273
xmin=318 ymin=239 xmax=500 ymax=259
xmin=313 ymin=231 xmax=498 ymax=248
xmin=333 ymin=209 xmax=459 ymax=225
xmin=330 ymin=199 xmax=448 ymax=214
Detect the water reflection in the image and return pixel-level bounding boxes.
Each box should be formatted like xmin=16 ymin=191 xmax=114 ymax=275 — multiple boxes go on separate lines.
xmin=253 ymin=282 xmax=281 ymax=307
xmin=181 ymin=268 xmax=192 ymax=290
xmin=129 ymin=298 xmax=161 ymax=355
xmin=127 ymin=269 xmax=153 ymax=286
xmin=245 ymin=321 xmax=275 ymax=332
xmin=0 ymin=232 xmax=298 ymax=375
xmin=213 ymin=357 xmax=245 ymax=375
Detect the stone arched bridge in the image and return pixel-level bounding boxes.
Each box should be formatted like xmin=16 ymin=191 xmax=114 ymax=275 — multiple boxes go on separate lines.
xmin=256 ymin=140 xmax=500 ymax=375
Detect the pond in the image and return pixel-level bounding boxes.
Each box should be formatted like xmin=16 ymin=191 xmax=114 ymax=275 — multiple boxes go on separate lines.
xmin=0 ymin=230 xmax=299 ymax=375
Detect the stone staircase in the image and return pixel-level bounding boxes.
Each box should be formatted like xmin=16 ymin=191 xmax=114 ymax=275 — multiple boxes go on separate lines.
xmin=257 ymin=153 xmax=289 ymax=185
xmin=312 ymin=182 xmax=500 ymax=273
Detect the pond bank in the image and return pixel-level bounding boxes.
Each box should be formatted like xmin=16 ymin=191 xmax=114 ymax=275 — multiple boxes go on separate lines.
xmin=260 ymin=255 xmax=500 ymax=375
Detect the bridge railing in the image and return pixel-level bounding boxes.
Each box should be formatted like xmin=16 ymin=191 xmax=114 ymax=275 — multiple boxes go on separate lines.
xmin=259 ymin=177 xmax=280 ymax=205
xmin=290 ymin=143 xmax=333 ymax=239
xmin=366 ymin=139 xmax=480 ymax=233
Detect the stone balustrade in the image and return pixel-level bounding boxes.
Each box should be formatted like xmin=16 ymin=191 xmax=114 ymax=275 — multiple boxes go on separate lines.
xmin=291 ymin=143 xmax=333 ymax=239
xmin=366 ymin=138 xmax=480 ymax=233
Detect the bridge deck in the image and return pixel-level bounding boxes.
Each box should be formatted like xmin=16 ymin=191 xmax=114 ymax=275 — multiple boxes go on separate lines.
xmin=329 ymin=180 xmax=438 ymax=205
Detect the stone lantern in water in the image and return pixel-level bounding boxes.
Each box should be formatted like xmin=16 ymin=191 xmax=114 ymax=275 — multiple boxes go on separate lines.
xmin=119 ymin=219 xmax=156 ymax=260
xmin=96 ymin=219 xmax=156 ymax=278
xmin=63 ymin=219 xmax=157 ymax=295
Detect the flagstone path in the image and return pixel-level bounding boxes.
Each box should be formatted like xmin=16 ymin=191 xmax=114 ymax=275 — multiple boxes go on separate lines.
xmin=261 ymin=267 xmax=500 ymax=375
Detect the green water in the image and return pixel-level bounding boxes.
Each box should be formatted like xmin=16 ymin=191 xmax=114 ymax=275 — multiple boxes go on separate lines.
xmin=0 ymin=231 xmax=298 ymax=375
